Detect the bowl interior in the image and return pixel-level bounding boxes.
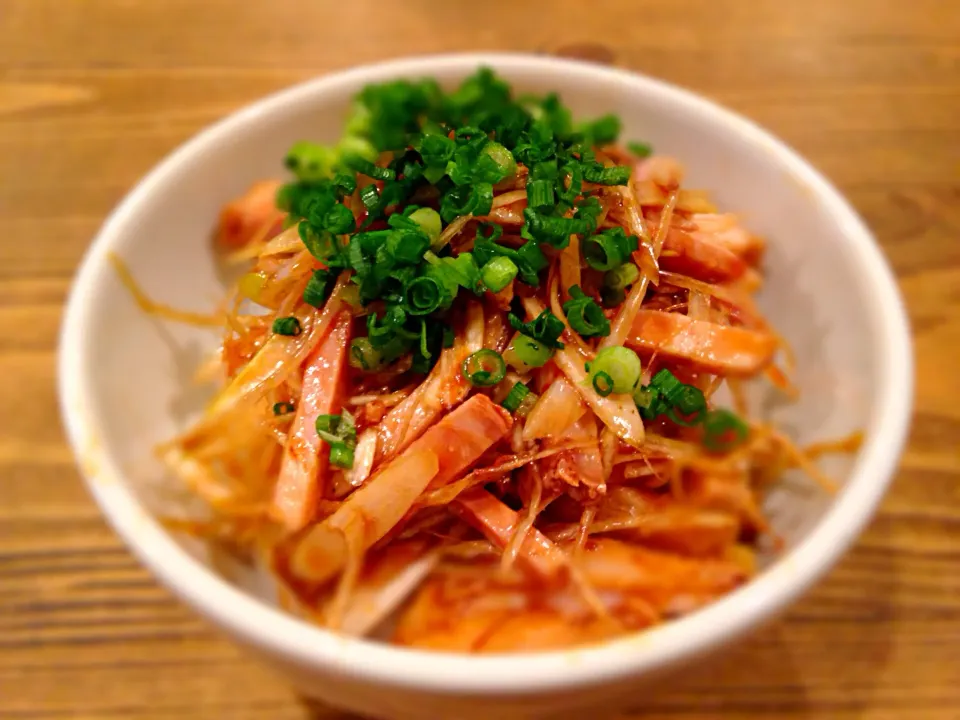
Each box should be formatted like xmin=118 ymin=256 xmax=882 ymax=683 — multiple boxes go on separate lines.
xmin=60 ymin=56 xmax=908 ymax=688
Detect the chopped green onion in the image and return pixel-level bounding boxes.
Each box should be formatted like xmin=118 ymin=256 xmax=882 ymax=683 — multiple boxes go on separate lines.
xmin=526 ymin=179 xmax=555 ymax=209
xmin=315 ymin=410 xmax=357 ymax=469
xmin=563 ymin=286 xmax=610 ymax=338
xmin=359 ymin=183 xmax=380 ymax=213
xmin=272 ymin=316 xmax=302 ymax=336
xmin=480 ymin=142 xmax=518 ymax=182
xmin=583 ymin=227 xmax=639 ymax=271
xmin=272 ymin=401 xmax=295 ymax=416
xmin=315 ymin=413 xmax=341 ymax=439
xmin=408 ymin=207 xmax=443 ymax=249
xmin=349 ymin=337 xmax=386 ymax=372
xmin=344 ymin=100 xmax=371 ymax=136
xmin=265 ymin=71 xmax=651 ymax=384
xmin=321 ymin=203 xmax=356 ymax=235
xmin=440 ymin=182 xmax=494 ymax=223
xmin=340 ymin=283 xmax=361 ymax=308
xmin=508 ymin=309 xmax=565 ymax=349
xmin=337 ymin=135 xmax=377 ymax=163
xmin=702 ymin=409 xmax=749 ymax=452
xmin=284 ymin=141 xmax=337 ymax=182
xmin=573 ymin=196 xmax=603 ymax=233
xmin=579 ymin=114 xmax=621 ymax=145
xmin=505 ymin=334 xmax=553 ymax=370
xmin=666 ymin=385 xmax=707 ymax=426
xmin=522 ymin=208 xmax=581 ymax=248
xmin=633 ymin=385 xmax=663 ymax=420
xmin=651 ymin=369 xmax=705 ymax=413
xmin=650 ymin=368 xmax=683 ymax=397
xmin=637 ymin=369 xmax=710 ymax=425
xmin=461 ymin=349 xmax=506 ymax=387
xmin=600 ymin=285 xmax=626 ymax=308
xmin=515 ymin=240 xmax=549 ymax=285
xmin=604 ymin=262 xmax=640 ymax=291
xmin=590 ymin=346 xmax=642 ymax=394
xmin=425 ymin=251 xmax=482 ymax=294
xmin=627 ymin=141 xmax=653 ymax=158
xmin=583 ymin=163 xmax=631 ymax=186
xmin=344 ymin=155 xmax=394 ymax=181
xmin=332 ymin=171 xmax=358 ymax=197
xmin=516 ymin=391 xmax=539 ymax=417
xmin=501 ymin=382 xmax=532 ymax=413
xmin=303 ymin=270 xmax=333 ymax=308
xmin=602 ymin=258 xmax=640 ymax=306
xmin=473 ymin=229 xmax=547 ymax=288
xmin=418 ymin=133 xmax=456 ymax=168
xmin=299 ymin=225 xmax=342 ymax=265
xmin=592 ymin=371 xmax=614 ymax=396
xmin=476 ymin=222 xmax=502 ymax=243
xmin=386 ymin=228 xmax=431 ymax=264
xmin=329 ymin=443 xmax=355 ymax=468
xmin=403 ymin=275 xmax=446 ymax=316
xmin=481 ymin=256 xmax=518 ymax=292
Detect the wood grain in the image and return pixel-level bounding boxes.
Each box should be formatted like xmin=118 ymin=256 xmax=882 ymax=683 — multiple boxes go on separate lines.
xmin=1 ymin=0 xmax=958 ymax=717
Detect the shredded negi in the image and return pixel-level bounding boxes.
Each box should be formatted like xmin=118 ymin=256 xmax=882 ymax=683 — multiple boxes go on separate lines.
xmin=137 ymin=68 xmax=860 ymax=653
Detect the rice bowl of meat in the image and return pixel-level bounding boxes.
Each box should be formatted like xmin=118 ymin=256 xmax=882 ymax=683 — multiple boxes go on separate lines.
xmin=58 ymin=53 xmax=912 ymax=720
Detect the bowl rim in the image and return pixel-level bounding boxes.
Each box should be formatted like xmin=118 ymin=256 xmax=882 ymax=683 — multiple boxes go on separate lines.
xmin=58 ymin=52 xmax=913 ymax=694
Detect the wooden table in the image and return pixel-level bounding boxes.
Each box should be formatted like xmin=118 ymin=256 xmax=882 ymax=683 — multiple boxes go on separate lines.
xmin=2 ymin=1 xmax=958 ymax=717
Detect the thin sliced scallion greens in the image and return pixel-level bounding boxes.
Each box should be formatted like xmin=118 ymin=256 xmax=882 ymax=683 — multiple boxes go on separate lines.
xmin=461 ymin=349 xmax=506 ymax=387
xmin=589 ymin=346 xmax=642 ymax=395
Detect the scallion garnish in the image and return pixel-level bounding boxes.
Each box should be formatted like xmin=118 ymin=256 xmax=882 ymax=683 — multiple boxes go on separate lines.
xmin=666 ymin=385 xmax=708 ymax=426
xmin=481 ymin=256 xmax=519 ymax=293
xmin=303 ymin=270 xmax=333 ymax=308
xmin=501 ymin=382 xmax=532 ymax=413
xmin=582 ymin=227 xmax=639 ymax=272
xmin=589 ymin=346 xmax=642 ymax=395
xmin=604 ymin=262 xmax=640 ymax=292
xmin=272 ymin=401 xmax=295 ymax=416
xmin=403 ymin=275 xmax=447 ymax=316
xmin=583 ymin=163 xmax=631 ymax=186
xmin=600 ymin=286 xmax=626 ymax=308
xmin=627 ymin=141 xmax=653 ymax=158
xmin=645 ymin=368 xmax=708 ymax=425
xmin=563 ymin=286 xmax=610 ymax=338
xmin=474 ymin=229 xmax=547 ymax=287
xmin=633 ymin=385 xmax=659 ymax=418
xmin=407 ymin=207 xmax=443 ymax=249
xmin=579 ymin=114 xmax=621 ymax=146
xmin=315 ymin=410 xmax=357 ymax=469
xmin=284 ymin=141 xmax=337 ymax=182
xmin=650 ymin=369 xmax=707 ymax=424
xmin=270 ymin=68 xmax=651 ymax=377
xmin=329 ymin=444 xmax=355 ymax=469
xmin=344 ymin=155 xmax=395 ymax=181
xmin=359 ymin=183 xmax=380 ymax=214
xmin=440 ymin=182 xmax=494 ymax=223
xmin=702 ymin=409 xmax=750 ymax=452
xmin=348 ymin=337 xmax=385 ymax=372
xmin=592 ymin=370 xmax=614 ymax=397
xmin=479 ymin=142 xmax=518 ymax=183
xmin=461 ymin=349 xmax=506 ymax=387
xmin=526 ymin=179 xmax=555 ymax=209
xmin=272 ymin=316 xmax=302 ymax=336
xmin=505 ymin=334 xmax=554 ymax=370
xmin=508 ymin=309 xmax=565 ymax=349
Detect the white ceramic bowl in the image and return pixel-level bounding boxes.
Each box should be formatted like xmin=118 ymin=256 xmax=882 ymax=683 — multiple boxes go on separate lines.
xmin=58 ymin=54 xmax=912 ymax=720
